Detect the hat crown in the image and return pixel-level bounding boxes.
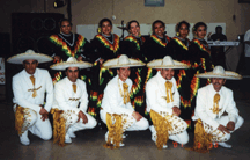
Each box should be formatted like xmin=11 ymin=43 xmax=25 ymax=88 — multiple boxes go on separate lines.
xmin=162 ymin=56 xmax=175 ymax=66
xmin=213 ymin=66 xmax=225 ymax=74
xmin=66 ymin=57 xmax=77 ymax=63
xmin=118 ymin=54 xmax=130 ymax=65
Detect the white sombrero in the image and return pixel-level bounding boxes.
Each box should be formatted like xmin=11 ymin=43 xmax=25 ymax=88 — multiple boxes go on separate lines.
xmin=147 ymin=56 xmax=190 ymax=69
xmin=7 ymin=50 xmax=52 ymax=64
xmin=103 ymin=54 xmax=145 ymax=68
xmin=50 ymin=57 xmax=92 ymax=70
xmin=195 ymin=66 xmax=242 ymax=80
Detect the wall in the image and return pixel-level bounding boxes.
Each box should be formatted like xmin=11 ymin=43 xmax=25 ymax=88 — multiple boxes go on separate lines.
xmin=1 ymin=0 xmax=250 ymax=44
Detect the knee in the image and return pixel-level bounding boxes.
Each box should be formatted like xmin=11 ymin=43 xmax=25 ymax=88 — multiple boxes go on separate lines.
xmin=88 ymin=116 xmax=97 ymax=128
xmin=177 ymin=131 xmax=188 ymax=145
xmin=41 ymin=132 xmax=52 ymax=140
xmin=236 ymin=116 xmax=244 ymax=129
xmin=139 ymin=118 xmax=149 ymax=130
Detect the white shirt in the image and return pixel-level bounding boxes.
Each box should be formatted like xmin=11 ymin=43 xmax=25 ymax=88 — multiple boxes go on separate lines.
xmin=13 ymin=68 xmax=53 ymax=113
xmin=244 ymin=29 xmax=250 ymax=57
xmin=197 ymin=84 xmax=238 ymax=129
xmin=146 ymin=71 xmax=179 ymax=115
xmin=54 ymin=77 xmax=88 ymax=114
xmin=101 ymin=75 xmax=134 ymax=116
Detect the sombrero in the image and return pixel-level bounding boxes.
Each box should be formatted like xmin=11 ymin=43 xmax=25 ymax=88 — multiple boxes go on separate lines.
xmin=147 ymin=56 xmax=190 ymax=69
xmin=50 ymin=57 xmax=92 ymax=70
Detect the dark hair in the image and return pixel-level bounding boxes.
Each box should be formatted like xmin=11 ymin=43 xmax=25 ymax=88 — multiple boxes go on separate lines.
xmin=127 ymin=20 xmax=140 ymax=30
xmin=100 ymin=18 xmax=112 ymax=27
xmin=176 ymin=21 xmax=190 ymax=32
xmin=59 ymin=19 xmax=72 ymax=28
xmin=152 ymin=20 xmax=165 ymax=29
xmin=193 ymin=22 xmax=207 ymax=31
xmin=215 ymin=26 xmax=222 ymax=31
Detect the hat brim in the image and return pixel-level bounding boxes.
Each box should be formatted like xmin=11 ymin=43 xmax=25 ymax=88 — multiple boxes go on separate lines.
xmin=147 ymin=59 xmax=190 ymax=69
xmin=195 ymin=71 xmax=242 ymax=80
xmin=7 ymin=53 xmax=52 ymax=64
xmin=50 ymin=62 xmax=92 ymax=70
xmin=103 ymin=58 xmax=145 ymax=68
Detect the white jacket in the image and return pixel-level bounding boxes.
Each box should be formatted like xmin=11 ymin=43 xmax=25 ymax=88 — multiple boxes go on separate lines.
xmin=197 ymin=84 xmax=238 ymax=130
xmin=54 ymin=77 xmax=88 ymax=115
xmin=13 ymin=68 xmax=53 ymax=113
xmin=146 ymin=71 xmax=179 ymax=115
xmin=101 ymin=75 xmax=134 ymax=116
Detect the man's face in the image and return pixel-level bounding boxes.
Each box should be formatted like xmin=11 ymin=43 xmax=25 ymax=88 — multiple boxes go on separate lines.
xmin=212 ymin=78 xmax=226 ymax=91
xmin=161 ymin=68 xmax=174 ymax=80
xmin=66 ymin=67 xmax=79 ymax=82
xmin=102 ymin=21 xmax=112 ymax=36
xmin=60 ymin=21 xmax=72 ymax=35
xmin=130 ymin=22 xmax=140 ymax=37
xmin=196 ymin=25 xmax=207 ymax=39
xmin=23 ymin=59 xmax=38 ymax=74
xmin=179 ymin=23 xmax=189 ymax=38
xmin=154 ymin=22 xmax=164 ymax=37
xmin=117 ymin=67 xmax=131 ymax=81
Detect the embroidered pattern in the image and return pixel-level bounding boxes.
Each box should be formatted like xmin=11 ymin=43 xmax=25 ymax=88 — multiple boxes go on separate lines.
xmin=151 ymin=35 xmax=170 ymax=47
xmin=124 ymin=36 xmax=140 ymax=50
xmin=50 ymin=35 xmax=86 ymax=57
xmin=173 ymin=37 xmax=188 ymax=50
xmin=192 ymin=38 xmax=209 ymax=53
xmin=95 ymin=34 xmax=119 ymax=53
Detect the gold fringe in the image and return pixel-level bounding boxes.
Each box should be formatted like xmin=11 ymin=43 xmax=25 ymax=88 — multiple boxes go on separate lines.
xmin=15 ymin=105 xmax=24 ymax=136
xmin=190 ymin=119 xmax=212 ymax=153
xmin=103 ymin=114 xmax=125 ymax=149
xmin=150 ymin=110 xmax=172 ymax=150
xmin=51 ymin=109 xmax=66 ymax=147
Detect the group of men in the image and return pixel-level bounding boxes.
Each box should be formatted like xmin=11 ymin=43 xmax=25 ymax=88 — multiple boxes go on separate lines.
xmin=8 ymin=50 xmax=243 ymax=150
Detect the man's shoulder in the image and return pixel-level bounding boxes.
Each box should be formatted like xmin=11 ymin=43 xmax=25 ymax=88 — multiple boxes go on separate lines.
xmin=37 ymin=69 xmax=49 ymax=75
xmin=55 ymin=78 xmax=67 ymax=86
xmin=221 ymin=86 xmax=232 ymax=94
xmin=13 ymin=71 xmax=23 ymax=79
xmin=77 ymin=79 xmax=86 ymax=86
xmin=106 ymin=77 xmax=117 ymax=88
xmin=147 ymin=75 xmax=158 ymax=86
xmin=198 ymin=85 xmax=211 ymax=94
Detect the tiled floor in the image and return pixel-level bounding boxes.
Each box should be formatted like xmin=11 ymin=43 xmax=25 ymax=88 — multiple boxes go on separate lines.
xmin=0 ymin=81 xmax=250 ymax=160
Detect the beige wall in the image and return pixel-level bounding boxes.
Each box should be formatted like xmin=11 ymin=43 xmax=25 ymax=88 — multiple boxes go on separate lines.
xmin=1 ymin=0 xmax=250 ymax=42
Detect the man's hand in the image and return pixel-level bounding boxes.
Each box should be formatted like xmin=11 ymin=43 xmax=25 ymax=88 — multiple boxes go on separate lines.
xmin=226 ymin=121 xmax=235 ymax=131
xmin=218 ymin=124 xmax=230 ymax=133
xmin=172 ymin=107 xmax=181 ymax=116
xmin=39 ymin=107 xmax=49 ymax=121
xmin=78 ymin=111 xmax=88 ymax=124
xmin=132 ymin=111 xmax=142 ymax=122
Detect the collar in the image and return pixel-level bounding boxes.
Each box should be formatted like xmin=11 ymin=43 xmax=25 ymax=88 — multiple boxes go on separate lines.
xmin=102 ymin=34 xmax=112 ymax=38
xmin=23 ymin=68 xmax=38 ymax=77
xmin=155 ymin=35 xmax=164 ymax=39
xmin=60 ymin=33 xmax=73 ymax=37
xmin=198 ymin=38 xmax=205 ymax=42
xmin=66 ymin=77 xmax=78 ymax=86
xmin=156 ymin=71 xmax=173 ymax=83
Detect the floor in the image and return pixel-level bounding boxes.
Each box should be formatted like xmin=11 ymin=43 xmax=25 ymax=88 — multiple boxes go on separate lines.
xmin=0 ymin=81 xmax=250 ymax=160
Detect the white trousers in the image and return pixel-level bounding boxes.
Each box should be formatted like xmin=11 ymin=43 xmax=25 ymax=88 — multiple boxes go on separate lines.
xmin=205 ymin=116 xmax=244 ymax=142
xmin=62 ymin=112 xmax=97 ymax=133
xmin=100 ymin=110 xmax=149 ymax=131
xmin=16 ymin=108 xmax=52 ymax=140
xmin=151 ymin=114 xmax=188 ymax=145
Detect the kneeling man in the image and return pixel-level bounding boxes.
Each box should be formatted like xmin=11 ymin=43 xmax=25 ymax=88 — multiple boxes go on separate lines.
xmin=51 ymin=57 xmax=97 ymax=145
xmin=8 ymin=50 xmax=53 ymax=145
xmin=196 ymin=66 xmax=244 ymax=148
xmin=146 ymin=56 xmax=189 ymax=149
xmin=101 ymin=54 xmax=149 ymax=147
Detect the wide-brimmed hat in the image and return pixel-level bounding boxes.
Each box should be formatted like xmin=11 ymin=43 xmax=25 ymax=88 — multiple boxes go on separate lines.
xmin=195 ymin=66 xmax=242 ymax=80
xmin=103 ymin=54 xmax=145 ymax=68
xmin=50 ymin=57 xmax=92 ymax=70
xmin=147 ymin=56 xmax=190 ymax=69
xmin=7 ymin=50 xmax=52 ymax=64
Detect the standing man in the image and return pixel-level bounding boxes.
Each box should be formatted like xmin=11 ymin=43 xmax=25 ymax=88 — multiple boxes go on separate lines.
xmin=146 ymin=56 xmax=189 ymax=149
xmin=195 ymin=66 xmax=244 ymax=148
xmin=8 ymin=50 xmax=53 ymax=145
xmin=51 ymin=57 xmax=96 ymax=145
xmin=100 ymin=55 xmax=149 ymax=147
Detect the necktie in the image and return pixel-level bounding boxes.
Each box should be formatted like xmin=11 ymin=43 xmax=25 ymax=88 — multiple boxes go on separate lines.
xmin=72 ymin=83 xmax=76 ymax=94
xmin=123 ymin=82 xmax=130 ymax=104
xmin=164 ymin=81 xmax=173 ymax=103
xmin=30 ymin=75 xmax=36 ymax=97
xmin=213 ymin=93 xmax=220 ymax=116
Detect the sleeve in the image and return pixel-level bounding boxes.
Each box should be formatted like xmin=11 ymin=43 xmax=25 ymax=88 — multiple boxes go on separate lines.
xmin=105 ymin=85 xmax=134 ymax=116
xmin=196 ymin=89 xmax=220 ymax=129
xmin=173 ymin=79 xmax=179 ymax=107
xmin=44 ymin=72 xmax=53 ymax=112
xmin=225 ymin=90 xmax=238 ymax=123
xmin=189 ymin=42 xmax=200 ymax=66
xmin=166 ymin=40 xmax=176 ymax=59
xmin=146 ymin=81 xmax=172 ymax=115
xmin=79 ymin=82 xmax=88 ymax=114
xmin=89 ymin=36 xmax=102 ymax=62
xmin=13 ymin=75 xmax=40 ymax=113
xmin=55 ymin=82 xmax=80 ymax=114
